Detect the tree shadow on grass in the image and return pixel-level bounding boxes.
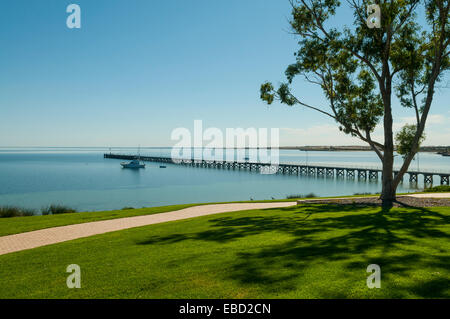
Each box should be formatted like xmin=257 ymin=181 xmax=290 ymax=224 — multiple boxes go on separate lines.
xmin=136 ymin=204 xmax=450 ymax=298
xmin=344 ymin=254 xmax=450 ymax=298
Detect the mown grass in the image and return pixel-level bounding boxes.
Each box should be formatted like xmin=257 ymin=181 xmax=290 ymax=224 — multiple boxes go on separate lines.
xmin=0 ymin=204 xmax=448 ymax=298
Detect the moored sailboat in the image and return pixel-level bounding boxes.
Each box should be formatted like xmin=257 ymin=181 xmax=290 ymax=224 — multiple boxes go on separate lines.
xmin=120 ymin=146 xmax=146 ymax=168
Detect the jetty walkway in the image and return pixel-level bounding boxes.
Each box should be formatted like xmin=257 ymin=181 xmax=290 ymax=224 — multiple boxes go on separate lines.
xmin=104 ymin=153 xmax=450 ymax=185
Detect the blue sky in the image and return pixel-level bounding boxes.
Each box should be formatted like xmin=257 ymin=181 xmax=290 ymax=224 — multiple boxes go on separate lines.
xmin=0 ymin=0 xmax=448 ymax=147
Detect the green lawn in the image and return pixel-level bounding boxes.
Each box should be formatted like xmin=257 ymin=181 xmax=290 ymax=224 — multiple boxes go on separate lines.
xmin=0 ymin=203 xmax=448 ymax=298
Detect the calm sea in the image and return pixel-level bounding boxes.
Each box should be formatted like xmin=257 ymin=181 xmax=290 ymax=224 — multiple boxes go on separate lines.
xmin=0 ymin=147 xmax=449 ymax=212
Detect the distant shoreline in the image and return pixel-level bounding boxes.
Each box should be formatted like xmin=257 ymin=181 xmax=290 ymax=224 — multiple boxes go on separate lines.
xmin=280 ymin=146 xmax=450 ymax=153
xmin=0 ymin=145 xmax=449 ymax=153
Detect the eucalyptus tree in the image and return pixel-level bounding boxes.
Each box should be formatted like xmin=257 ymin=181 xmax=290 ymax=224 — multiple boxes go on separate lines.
xmin=261 ymin=0 xmax=449 ymax=206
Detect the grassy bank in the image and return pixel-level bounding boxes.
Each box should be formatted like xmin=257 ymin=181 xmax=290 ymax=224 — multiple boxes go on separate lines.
xmin=0 ymin=203 xmax=448 ymax=298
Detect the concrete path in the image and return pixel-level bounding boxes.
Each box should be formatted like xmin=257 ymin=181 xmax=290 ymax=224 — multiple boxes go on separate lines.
xmin=406 ymin=192 xmax=450 ymax=198
xmin=296 ymin=193 xmax=450 ymax=204
xmin=0 ymin=202 xmax=296 ymax=256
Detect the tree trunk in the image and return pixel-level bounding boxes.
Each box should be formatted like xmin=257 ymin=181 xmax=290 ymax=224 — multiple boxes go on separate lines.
xmin=380 ymin=73 xmax=396 ymax=207
xmin=381 ymin=150 xmax=396 ymax=207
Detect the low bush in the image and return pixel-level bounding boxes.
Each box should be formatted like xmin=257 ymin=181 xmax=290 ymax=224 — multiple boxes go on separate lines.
xmin=286 ymin=193 xmax=317 ymax=199
xmin=0 ymin=206 xmax=36 ymax=218
xmin=423 ymin=185 xmax=450 ymax=193
xmin=41 ymin=205 xmax=77 ymax=215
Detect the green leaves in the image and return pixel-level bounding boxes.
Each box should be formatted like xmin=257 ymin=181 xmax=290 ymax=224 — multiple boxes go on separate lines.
xmin=277 ymin=83 xmax=297 ymax=106
xmin=261 ymin=0 xmax=388 ymax=135
xmin=260 ymin=82 xmax=275 ymax=105
xmin=395 ymin=124 xmax=426 ymax=158
xmin=259 ymin=0 xmax=448 ymax=161
xmin=259 ymin=0 xmax=449 ymax=201
xmin=260 ymin=82 xmax=297 ymax=106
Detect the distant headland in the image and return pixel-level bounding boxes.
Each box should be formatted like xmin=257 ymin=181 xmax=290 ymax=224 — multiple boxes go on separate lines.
xmin=279 ymin=146 xmax=450 ymax=154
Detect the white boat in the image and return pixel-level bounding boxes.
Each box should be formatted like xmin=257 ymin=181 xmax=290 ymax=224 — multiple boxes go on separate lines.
xmin=121 ymin=159 xmax=145 ymax=169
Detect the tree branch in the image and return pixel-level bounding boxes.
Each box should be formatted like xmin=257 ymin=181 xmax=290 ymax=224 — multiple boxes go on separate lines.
xmin=289 ymin=94 xmax=337 ymax=119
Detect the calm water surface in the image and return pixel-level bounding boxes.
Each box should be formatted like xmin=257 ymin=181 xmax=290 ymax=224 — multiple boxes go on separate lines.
xmin=0 ymin=147 xmax=449 ymax=212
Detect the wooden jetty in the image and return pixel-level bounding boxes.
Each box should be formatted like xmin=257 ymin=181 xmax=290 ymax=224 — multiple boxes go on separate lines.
xmin=104 ymin=153 xmax=450 ymax=186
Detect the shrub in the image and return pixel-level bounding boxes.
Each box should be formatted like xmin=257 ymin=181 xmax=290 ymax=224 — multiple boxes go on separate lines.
xmin=423 ymin=185 xmax=450 ymax=193
xmin=0 ymin=206 xmax=21 ymax=218
xmin=286 ymin=193 xmax=317 ymax=199
xmin=41 ymin=205 xmax=77 ymax=215
xmin=121 ymin=207 xmax=135 ymax=210
xmin=0 ymin=206 xmax=36 ymax=218
xmin=20 ymin=208 xmax=36 ymax=216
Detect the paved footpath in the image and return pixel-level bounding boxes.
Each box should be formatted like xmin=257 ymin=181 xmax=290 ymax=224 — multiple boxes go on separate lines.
xmin=406 ymin=192 xmax=450 ymax=198
xmin=0 ymin=202 xmax=296 ymax=256
xmin=296 ymin=193 xmax=450 ymax=203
